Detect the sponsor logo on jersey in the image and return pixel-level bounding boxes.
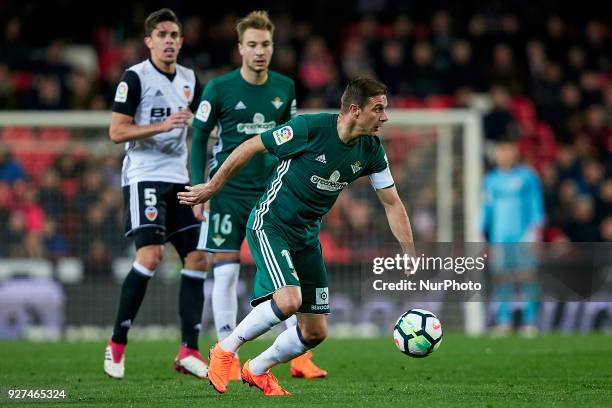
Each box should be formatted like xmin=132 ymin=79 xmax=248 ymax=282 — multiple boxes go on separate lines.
xmin=234 ymin=101 xmax=247 ymax=110
xmin=315 ymin=287 xmax=329 ymax=305
xmin=237 ymin=113 xmax=276 ymax=135
xmin=351 ymin=160 xmax=362 ymax=173
xmin=183 ymin=85 xmax=192 ymax=100
xmin=154 ymin=89 xmax=164 ymax=97
xmin=315 ymin=154 xmax=327 ymax=164
xmin=145 ymin=206 xmax=158 ymax=221
xmin=272 ymin=125 xmax=293 ymax=145
xmin=271 ymin=96 xmax=284 ymax=109
xmin=114 ymin=81 xmax=128 ymax=103
xmin=195 ymin=100 xmax=211 ymax=122
xmin=310 ymin=170 xmax=348 ymax=192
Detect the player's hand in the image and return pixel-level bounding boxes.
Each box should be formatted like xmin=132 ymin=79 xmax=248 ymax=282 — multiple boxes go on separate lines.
xmin=178 ymin=182 xmax=217 ymax=206
xmin=192 ymin=203 xmax=207 ymax=222
xmin=160 ymin=109 xmax=192 ymax=132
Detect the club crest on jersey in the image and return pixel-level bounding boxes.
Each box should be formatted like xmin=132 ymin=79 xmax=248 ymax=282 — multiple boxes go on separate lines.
xmin=310 ymin=170 xmax=348 ymax=192
xmin=271 ymin=96 xmax=284 ymax=109
xmin=351 ymin=160 xmax=362 ymax=173
xmin=114 ymin=81 xmax=128 ymax=103
xmin=237 ymin=113 xmax=276 ymax=135
xmin=145 ymin=206 xmax=158 ymax=221
xmin=272 ymin=125 xmax=293 ymax=145
xmin=196 ymin=100 xmax=211 ymax=122
xmin=183 ymin=85 xmax=192 ymax=100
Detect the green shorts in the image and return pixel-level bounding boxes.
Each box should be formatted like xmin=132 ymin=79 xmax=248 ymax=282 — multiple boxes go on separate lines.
xmin=246 ymin=226 xmax=330 ymax=314
xmin=197 ymin=191 xmax=260 ymax=252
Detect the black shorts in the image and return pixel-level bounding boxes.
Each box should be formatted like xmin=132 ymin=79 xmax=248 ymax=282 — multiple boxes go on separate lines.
xmin=123 ymin=181 xmax=200 ymax=257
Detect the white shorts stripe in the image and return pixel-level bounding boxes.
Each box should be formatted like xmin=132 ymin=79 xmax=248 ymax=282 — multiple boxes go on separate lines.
xmin=259 ymin=229 xmax=286 ymax=286
xmin=256 ymin=229 xmax=282 ymax=289
xmin=196 ymin=211 xmax=210 ymax=250
xmin=254 ymin=159 xmax=291 ymax=230
xmin=130 ymin=183 xmax=140 ymax=229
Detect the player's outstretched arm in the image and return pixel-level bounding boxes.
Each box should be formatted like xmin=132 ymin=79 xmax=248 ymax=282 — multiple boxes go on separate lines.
xmin=376 ymin=186 xmax=414 ymax=254
xmin=109 ymin=110 xmax=193 ymax=143
xmin=178 ymin=135 xmax=267 ymax=206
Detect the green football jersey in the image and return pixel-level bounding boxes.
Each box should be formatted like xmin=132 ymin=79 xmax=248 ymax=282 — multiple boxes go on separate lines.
xmin=247 ymin=113 xmax=393 ymax=248
xmin=192 ymin=69 xmax=296 ymax=196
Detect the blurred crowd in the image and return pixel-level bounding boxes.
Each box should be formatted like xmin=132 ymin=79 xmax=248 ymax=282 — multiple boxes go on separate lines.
xmin=1 ymin=2 xmax=611 ymax=270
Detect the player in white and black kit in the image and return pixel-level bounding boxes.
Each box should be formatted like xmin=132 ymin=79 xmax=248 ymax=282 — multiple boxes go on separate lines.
xmin=103 ymin=8 xmax=209 ymax=380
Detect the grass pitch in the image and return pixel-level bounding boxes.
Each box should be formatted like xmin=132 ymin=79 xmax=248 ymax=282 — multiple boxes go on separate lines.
xmin=1 ymin=334 xmax=611 ymax=407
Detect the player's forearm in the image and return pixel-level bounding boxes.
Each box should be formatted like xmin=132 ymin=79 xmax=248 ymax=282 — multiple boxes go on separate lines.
xmin=190 ymin=127 xmax=210 ymax=184
xmin=109 ymin=122 xmax=166 ymax=143
xmin=208 ymin=136 xmax=265 ymax=192
xmin=385 ymin=202 xmax=414 ymax=251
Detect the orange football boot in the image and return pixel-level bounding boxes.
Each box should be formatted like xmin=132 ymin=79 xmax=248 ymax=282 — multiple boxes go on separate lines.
xmin=207 ymin=343 xmax=234 ymax=394
xmin=241 ymin=360 xmax=291 ymax=396
xmin=229 ymin=354 xmax=242 ymax=381
xmin=290 ymin=351 xmax=327 ymax=378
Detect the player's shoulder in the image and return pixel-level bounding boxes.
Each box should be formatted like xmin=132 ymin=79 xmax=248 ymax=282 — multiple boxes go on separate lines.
xmin=299 ymin=113 xmax=337 ymax=129
xmin=208 ymin=69 xmax=241 ymax=88
xmin=267 ymin=70 xmax=295 ymax=88
xmin=175 ymin=62 xmax=196 ymax=78
xmin=125 ymin=60 xmax=149 ymax=76
xmin=516 ymin=165 xmax=538 ymax=178
xmin=362 ymin=134 xmax=383 ymax=152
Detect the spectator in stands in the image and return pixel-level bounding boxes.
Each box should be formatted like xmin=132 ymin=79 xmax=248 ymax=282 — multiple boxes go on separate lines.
xmin=563 ymin=196 xmax=601 ymax=241
xmin=447 ymin=40 xmax=481 ymax=92
xmin=0 ymin=17 xmax=29 ymax=69
xmin=485 ymin=44 xmax=523 ymax=95
xmin=0 ymin=145 xmax=26 ymax=184
xmin=581 ymin=105 xmax=611 ymax=154
xmin=42 ymin=217 xmax=68 ymax=259
xmin=408 ymin=42 xmax=443 ymax=98
xmin=341 ymin=38 xmax=375 ymax=82
xmin=376 ymin=40 xmax=407 ymax=95
xmin=67 ymin=70 xmax=96 ymax=110
xmin=30 ymin=75 xmax=67 ymax=110
xmin=0 ymin=63 xmax=17 ymax=109
xmin=483 ymin=85 xmax=519 ymax=142
xmin=299 ymin=36 xmax=335 ymax=95
xmin=38 ymin=170 xmax=65 ymax=218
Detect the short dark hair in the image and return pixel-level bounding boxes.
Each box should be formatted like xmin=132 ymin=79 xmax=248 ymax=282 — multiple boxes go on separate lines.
xmin=340 ymin=78 xmax=388 ymax=112
xmin=144 ymin=8 xmax=181 ymax=36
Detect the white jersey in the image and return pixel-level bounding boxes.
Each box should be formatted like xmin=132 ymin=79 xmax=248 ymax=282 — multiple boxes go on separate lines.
xmin=114 ymin=60 xmax=197 ymax=186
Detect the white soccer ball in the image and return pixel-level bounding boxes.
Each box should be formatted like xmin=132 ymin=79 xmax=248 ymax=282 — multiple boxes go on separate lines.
xmin=393 ymin=308 xmax=443 ymax=357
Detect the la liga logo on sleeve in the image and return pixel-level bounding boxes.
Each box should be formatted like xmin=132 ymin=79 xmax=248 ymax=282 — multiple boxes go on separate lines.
xmin=114 ymin=81 xmax=128 ymax=103
xmin=273 ymin=126 xmax=293 ymax=145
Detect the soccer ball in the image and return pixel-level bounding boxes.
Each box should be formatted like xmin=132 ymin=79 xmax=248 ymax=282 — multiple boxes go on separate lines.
xmin=393 ymin=309 xmax=443 ymax=357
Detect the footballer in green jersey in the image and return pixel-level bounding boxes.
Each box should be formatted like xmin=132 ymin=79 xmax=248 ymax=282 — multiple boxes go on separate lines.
xmin=180 ymin=78 xmax=414 ymax=396
xmin=188 ymin=11 xmax=327 ymax=380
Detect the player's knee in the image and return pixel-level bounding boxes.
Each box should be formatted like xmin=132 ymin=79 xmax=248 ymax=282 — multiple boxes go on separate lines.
xmin=136 ymin=246 xmax=164 ymax=271
xmin=184 ymin=250 xmax=208 ymax=271
xmin=300 ymin=324 xmax=327 ymax=346
xmin=275 ymin=295 xmax=302 ymax=316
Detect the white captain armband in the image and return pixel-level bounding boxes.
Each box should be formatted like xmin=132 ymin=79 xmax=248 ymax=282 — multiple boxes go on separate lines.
xmin=369 ymin=167 xmax=395 ymax=190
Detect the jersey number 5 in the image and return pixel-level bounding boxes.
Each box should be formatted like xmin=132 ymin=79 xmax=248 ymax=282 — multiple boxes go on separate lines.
xmin=144 ymin=188 xmax=157 ymax=206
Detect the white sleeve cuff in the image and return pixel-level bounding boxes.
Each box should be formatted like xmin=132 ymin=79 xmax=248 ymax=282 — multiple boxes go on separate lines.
xmin=369 ymin=167 xmax=395 ymax=190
